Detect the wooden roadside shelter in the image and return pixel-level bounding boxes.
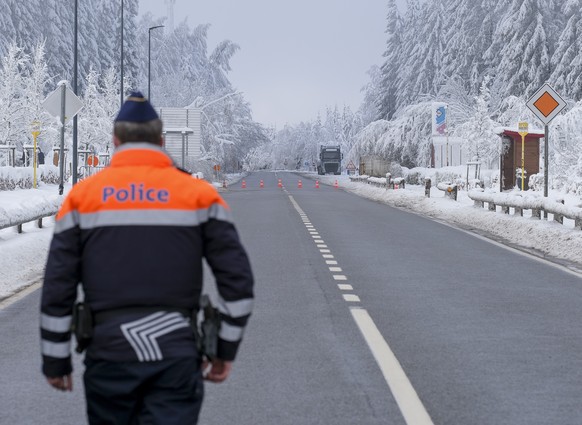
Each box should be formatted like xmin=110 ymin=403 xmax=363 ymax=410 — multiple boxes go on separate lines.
xmin=496 ymin=127 xmax=545 ymax=191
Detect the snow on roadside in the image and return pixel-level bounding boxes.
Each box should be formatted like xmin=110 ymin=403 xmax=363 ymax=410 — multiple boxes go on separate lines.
xmin=308 ymin=173 xmax=582 ymax=272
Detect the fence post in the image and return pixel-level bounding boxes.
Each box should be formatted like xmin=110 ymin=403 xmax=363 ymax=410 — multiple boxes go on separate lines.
xmin=424 ymin=178 xmax=431 ymax=198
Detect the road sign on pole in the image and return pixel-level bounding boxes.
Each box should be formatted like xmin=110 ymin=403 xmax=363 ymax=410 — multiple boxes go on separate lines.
xmin=525 ymin=83 xmax=567 ymax=202
xmin=526 ymin=83 xmax=566 ymax=126
xmin=43 ymin=82 xmax=84 ymax=194
xmin=42 ymin=83 xmax=83 ymax=124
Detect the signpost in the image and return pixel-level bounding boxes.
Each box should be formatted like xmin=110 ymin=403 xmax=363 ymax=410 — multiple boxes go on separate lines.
xmin=346 ymin=160 xmax=356 ymax=175
xmin=526 ymin=83 xmax=567 ymax=199
xmin=517 ymin=121 xmax=528 ymax=191
xmin=31 ymin=121 xmax=41 ymax=189
xmin=42 ymin=82 xmax=83 ymax=194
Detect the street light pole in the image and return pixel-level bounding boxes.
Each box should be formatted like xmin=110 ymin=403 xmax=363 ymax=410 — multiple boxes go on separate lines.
xmin=120 ymin=0 xmax=124 ymax=106
xmin=148 ymin=25 xmax=164 ymax=102
xmin=73 ymin=0 xmax=79 ymax=184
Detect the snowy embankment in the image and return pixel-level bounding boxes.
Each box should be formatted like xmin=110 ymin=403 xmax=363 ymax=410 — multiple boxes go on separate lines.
xmin=0 ymin=186 xmax=63 ymax=301
xmin=305 ymin=173 xmax=582 ymax=273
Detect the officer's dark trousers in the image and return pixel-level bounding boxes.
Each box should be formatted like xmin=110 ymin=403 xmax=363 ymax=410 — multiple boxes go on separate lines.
xmin=84 ymin=357 xmax=203 ymax=425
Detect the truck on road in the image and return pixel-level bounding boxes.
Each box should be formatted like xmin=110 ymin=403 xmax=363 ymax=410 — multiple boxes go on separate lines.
xmin=317 ymin=145 xmax=342 ymax=175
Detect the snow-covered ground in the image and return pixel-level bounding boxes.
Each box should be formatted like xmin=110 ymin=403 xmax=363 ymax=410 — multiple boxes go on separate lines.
xmin=2 ymin=172 xmax=582 ymax=302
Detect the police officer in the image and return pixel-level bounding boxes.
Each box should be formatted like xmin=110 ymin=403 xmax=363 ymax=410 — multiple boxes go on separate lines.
xmin=40 ymin=92 xmax=254 ymax=424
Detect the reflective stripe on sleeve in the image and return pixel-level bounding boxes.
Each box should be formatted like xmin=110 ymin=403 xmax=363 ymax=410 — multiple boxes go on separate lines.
xmin=219 ymin=322 xmax=244 ymax=342
xmin=41 ymin=340 xmax=71 ymax=359
xmin=54 ymin=211 xmax=79 ymax=234
xmin=217 ymin=297 xmax=253 ymax=318
xmin=41 ymin=314 xmax=72 ymax=333
xmin=208 ymin=203 xmax=233 ymax=222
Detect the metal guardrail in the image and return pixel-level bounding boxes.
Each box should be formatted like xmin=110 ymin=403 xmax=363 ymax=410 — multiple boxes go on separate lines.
xmin=0 ymin=209 xmax=59 ymax=233
xmin=468 ymin=190 xmax=582 ymax=230
xmin=349 ymin=175 xmax=406 ymax=189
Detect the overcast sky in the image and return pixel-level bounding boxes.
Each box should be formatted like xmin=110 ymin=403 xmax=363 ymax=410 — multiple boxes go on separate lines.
xmin=139 ymin=0 xmax=406 ymax=128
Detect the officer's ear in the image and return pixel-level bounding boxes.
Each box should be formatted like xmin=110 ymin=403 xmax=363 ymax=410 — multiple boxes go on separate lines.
xmin=160 ymin=136 xmax=165 ymax=147
xmin=113 ymin=136 xmax=122 ymax=148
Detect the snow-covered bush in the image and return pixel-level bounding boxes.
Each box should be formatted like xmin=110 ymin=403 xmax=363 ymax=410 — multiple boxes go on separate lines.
xmin=0 ymin=165 xmax=60 ymax=190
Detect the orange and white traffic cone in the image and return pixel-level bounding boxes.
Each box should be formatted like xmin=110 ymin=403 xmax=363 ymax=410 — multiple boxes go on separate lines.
xmin=334 ymin=180 xmax=338 ymax=189
xmin=242 ymin=180 xmax=246 ymax=188
xmin=260 ymin=180 xmax=264 ymax=188
xmin=315 ymin=180 xmax=320 ymax=188
xmin=298 ymin=180 xmax=303 ymax=188
xmin=278 ymin=179 xmax=282 ymax=188
xmin=222 ymin=180 xmax=227 ymax=188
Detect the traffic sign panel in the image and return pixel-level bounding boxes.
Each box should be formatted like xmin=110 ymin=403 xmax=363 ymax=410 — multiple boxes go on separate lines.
xmin=87 ymin=155 xmax=99 ymax=167
xmin=526 ymin=83 xmax=566 ymax=125
xmin=346 ymin=160 xmax=356 ymax=170
xmin=42 ymin=84 xmax=83 ymax=124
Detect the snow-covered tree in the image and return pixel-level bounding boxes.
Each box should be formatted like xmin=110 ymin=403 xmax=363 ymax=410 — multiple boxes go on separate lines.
xmin=0 ymin=43 xmax=27 ymax=147
xmin=377 ymin=0 xmax=403 ymax=120
xmin=550 ymin=0 xmax=582 ymax=99
xmin=452 ymin=78 xmax=500 ymax=168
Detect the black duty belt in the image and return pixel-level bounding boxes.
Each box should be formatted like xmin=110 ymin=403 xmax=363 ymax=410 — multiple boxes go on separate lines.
xmin=94 ymin=306 xmax=194 ymax=325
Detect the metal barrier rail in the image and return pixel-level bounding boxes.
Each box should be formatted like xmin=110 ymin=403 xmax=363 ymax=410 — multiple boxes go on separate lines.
xmin=468 ymin=190 xmax=582 ymax=230
xmin=0 ymin=209 xmax=59 ymax=233
xmin=349 ymin=175 xmax=406 ymax=189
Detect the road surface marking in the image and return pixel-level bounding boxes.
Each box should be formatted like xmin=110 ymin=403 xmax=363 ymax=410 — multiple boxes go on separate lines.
xmin=322 ymin=254 xmax=334 ymax=259
xmin=338 ymin=284 xmax=353 ymax=290
xmin=0 ymin=281 xmax=41 ymax=310
xmin=329 ymin=267 xmax=342 ymax=272
xmin=315 ymin=239 xmax=324 ymax=243
xmin=320 ymin=249 xmax=331 ymax=253
xmin=333 ymin=275 xmax=347 ymax=280
xmin=326 ymin=260 xmax=338 ymax=265
xmin=350 ymin=307 xmax=435 ymax=425
xmin=317 ymin=244 xmax=328 ymax=248
xmin=343 ymin=294 xmax=360 ymax=302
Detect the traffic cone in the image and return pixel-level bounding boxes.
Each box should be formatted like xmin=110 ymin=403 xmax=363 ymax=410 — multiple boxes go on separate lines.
xmin=278 ymin=178 xmax=282 ymax=188
xmin=242 ymin=180 xmax=246 ymax=189
xmin=260 ymin=180 xmax=264 ymax=188
xmin=315 ymin=180 xmax=320 ymax=188
xmin=298 ymin=180 xmax=303 ymax=188
xmin=334 ymin=180 xmax=339 ymax=189
xmin=222 ymin=180 xmax=227 ymax=188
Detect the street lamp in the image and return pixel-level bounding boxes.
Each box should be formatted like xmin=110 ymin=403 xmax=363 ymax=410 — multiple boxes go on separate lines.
xmin=148 ymin=25 xmax=164 ymax=103
xmin=120 ymin=0 xmax=124 ymax=106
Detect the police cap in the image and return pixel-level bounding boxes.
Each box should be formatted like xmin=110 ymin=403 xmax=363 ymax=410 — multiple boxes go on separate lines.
xmin=115 ymin=92 xmax=159 ymax=123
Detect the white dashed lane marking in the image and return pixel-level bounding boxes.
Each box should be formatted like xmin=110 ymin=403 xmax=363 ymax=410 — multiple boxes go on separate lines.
xmin=287 ymin=192 xmax=434 ymax=425
xmin=343 ymin=294 xmax=360 ymax=302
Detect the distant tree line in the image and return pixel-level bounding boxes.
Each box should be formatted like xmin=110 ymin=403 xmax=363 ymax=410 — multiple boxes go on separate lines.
xmin=271 ymin=0 xmax=582 ymax=185
xmin=0 ymin=0 xmax=268 ymax=174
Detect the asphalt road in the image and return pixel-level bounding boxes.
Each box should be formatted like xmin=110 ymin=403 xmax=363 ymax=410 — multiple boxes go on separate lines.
xmin=2 ymin=170 xmax=582 ymax=424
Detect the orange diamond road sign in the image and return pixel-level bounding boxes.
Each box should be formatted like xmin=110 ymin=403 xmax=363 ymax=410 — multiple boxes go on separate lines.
xmin=526 ymin=83 xmax=567 ymax=125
